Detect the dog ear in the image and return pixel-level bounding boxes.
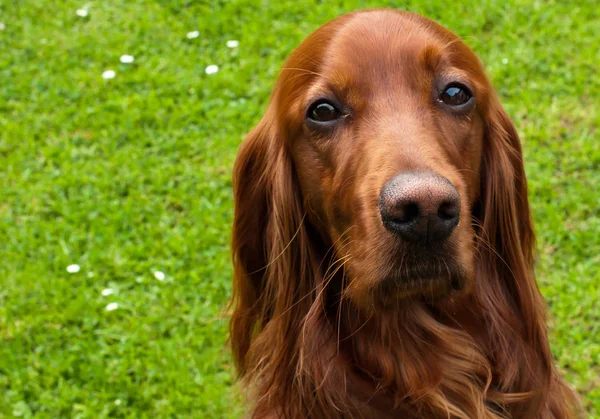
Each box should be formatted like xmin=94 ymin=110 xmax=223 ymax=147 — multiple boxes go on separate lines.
xmin=478 ymin=97 xmax=539 ymax=315
xmin=475 ymin=96 xmax=580 ymax=416
xmin=478 ymin=93 xmax=548 ymax=367
xmin=229 ymin=112 xmax=274 ymax=373
xmin=230 ymin=103 xmax=319 ymax=377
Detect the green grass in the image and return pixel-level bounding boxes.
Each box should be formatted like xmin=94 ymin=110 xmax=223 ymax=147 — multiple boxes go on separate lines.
xmin=0 ymin=0 xmax=598 ymax=417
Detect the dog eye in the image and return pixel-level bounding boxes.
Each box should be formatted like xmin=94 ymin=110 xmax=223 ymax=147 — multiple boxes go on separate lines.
xmin=440 ymin=84 xmax=472 ymax=106
xmin=307 ymin=100 xmax=341 ymax=122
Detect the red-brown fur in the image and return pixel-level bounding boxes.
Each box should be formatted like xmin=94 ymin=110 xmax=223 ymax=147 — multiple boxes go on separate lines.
xmin=230 ymin=9 xmax=580 ymax=418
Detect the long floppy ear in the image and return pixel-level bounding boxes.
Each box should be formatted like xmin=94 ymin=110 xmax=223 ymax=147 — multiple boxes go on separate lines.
xmin=477 ymin=97 xmax=543 ymax=333
xmin=229 ymin=104 xmax=320 ymax=377
xmin=475 ymin=96 xmax=579 ymax=416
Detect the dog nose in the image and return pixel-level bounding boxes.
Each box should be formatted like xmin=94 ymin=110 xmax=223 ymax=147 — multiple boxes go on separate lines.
xmin=379 ymin=172 xmax=460 ymax=245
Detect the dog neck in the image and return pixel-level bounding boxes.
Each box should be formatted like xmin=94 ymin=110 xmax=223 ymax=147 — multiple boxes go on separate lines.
xmin=307 ymin=289 xmax=499 ymax=417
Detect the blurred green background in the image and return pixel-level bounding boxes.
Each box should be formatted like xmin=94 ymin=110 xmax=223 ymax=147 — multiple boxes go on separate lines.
xmin=0 ymin=1 xmax=598 ymax=417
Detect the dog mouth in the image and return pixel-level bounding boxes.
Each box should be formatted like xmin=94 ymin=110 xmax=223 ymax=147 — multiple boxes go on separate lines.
xmin=373 ymin=257 xmax=468 ymax=302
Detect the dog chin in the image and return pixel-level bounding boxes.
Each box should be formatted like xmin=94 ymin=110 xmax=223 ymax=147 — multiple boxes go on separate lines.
xmin=372 ymin=270 xmax=469 ymax=306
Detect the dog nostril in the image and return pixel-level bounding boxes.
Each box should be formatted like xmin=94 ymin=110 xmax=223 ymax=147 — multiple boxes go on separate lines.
xmin=379 ymin=172 xmax=460 ymax=244
xmin=437 ymin=201 xmax=459 ymax=221
xmin=396 ymin=202 xmax=420 ymax=223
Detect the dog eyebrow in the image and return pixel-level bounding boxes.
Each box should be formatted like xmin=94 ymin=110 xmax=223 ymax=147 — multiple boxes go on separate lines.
xmin=303 ymin=74 xmax=358 ymax=108
xmin=420 ymin=45 xmax=443 ymax=73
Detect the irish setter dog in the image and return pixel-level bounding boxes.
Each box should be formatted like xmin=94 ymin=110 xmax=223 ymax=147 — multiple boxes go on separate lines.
xmin=230 ymin=9 xmax=580 ymax=419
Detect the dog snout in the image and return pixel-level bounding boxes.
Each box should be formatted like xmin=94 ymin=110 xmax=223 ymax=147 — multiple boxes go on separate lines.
xmin=379 ymin=172 xmax=460 ymax=245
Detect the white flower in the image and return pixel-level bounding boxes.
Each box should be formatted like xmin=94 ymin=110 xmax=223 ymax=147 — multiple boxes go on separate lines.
xmin=101 ymin=288 xmax=114 ymax=296
xmin=105 ymin=302 xmax=119 ymax=311
xmin=154 ymin=271 xmax=165 ymax=281
xmin=205 ymin=65 xmax=219 ymax=75
xmin=226 ymin=40 xmax=239 ymax=48
xmin=76 ymin=9 xmax=88 ymax=17
xmin=120 ymin=54 xmax=134 ymax=64
xmin=0 ymin=23 xmax=5 ymax=31
xmin=501 ymin=58 xmax=509 ymax=65
xmin=66 ymin=264 xmax=81 ymax=273
xmin=102 ymin=70 xmax=116 ymax=79
xmin=186 ymin=31 xmax=200 ymax=39
xmin=114 ymin=399 xmax=122 ymax=406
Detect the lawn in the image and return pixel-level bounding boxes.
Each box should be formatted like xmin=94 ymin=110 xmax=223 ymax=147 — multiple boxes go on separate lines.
xmin=0 ymin=0 xmax=598 ymax=418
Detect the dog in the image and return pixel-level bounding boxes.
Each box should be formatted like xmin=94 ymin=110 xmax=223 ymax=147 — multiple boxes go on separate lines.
xmin=230 ymin=9 xmax=580 ymax=418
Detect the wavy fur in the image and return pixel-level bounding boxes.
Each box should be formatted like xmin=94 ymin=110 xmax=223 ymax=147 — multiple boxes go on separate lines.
xmin=230 ymin=9 xmax=580 ymax=419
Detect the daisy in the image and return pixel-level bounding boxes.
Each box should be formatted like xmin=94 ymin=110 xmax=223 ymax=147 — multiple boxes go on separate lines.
xmin=205 ymin=65 xmax=219 ymax=75
xmin=120 ymin=54 xmax=134 ymax=64
xmin=66 ymin=264 xmax=81 ymax=273
xmin=102 ymin=70 xmax=116 ymax=79
xmin=105 ymin=302 xmax=119 ymax=311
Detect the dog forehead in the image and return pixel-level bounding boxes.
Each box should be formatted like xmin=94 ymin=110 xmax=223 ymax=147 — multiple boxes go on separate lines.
xmin=276 ymin=10 xmax=486 ymax=124
xmin=320 ymin=11 xmax=452 ymax=79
